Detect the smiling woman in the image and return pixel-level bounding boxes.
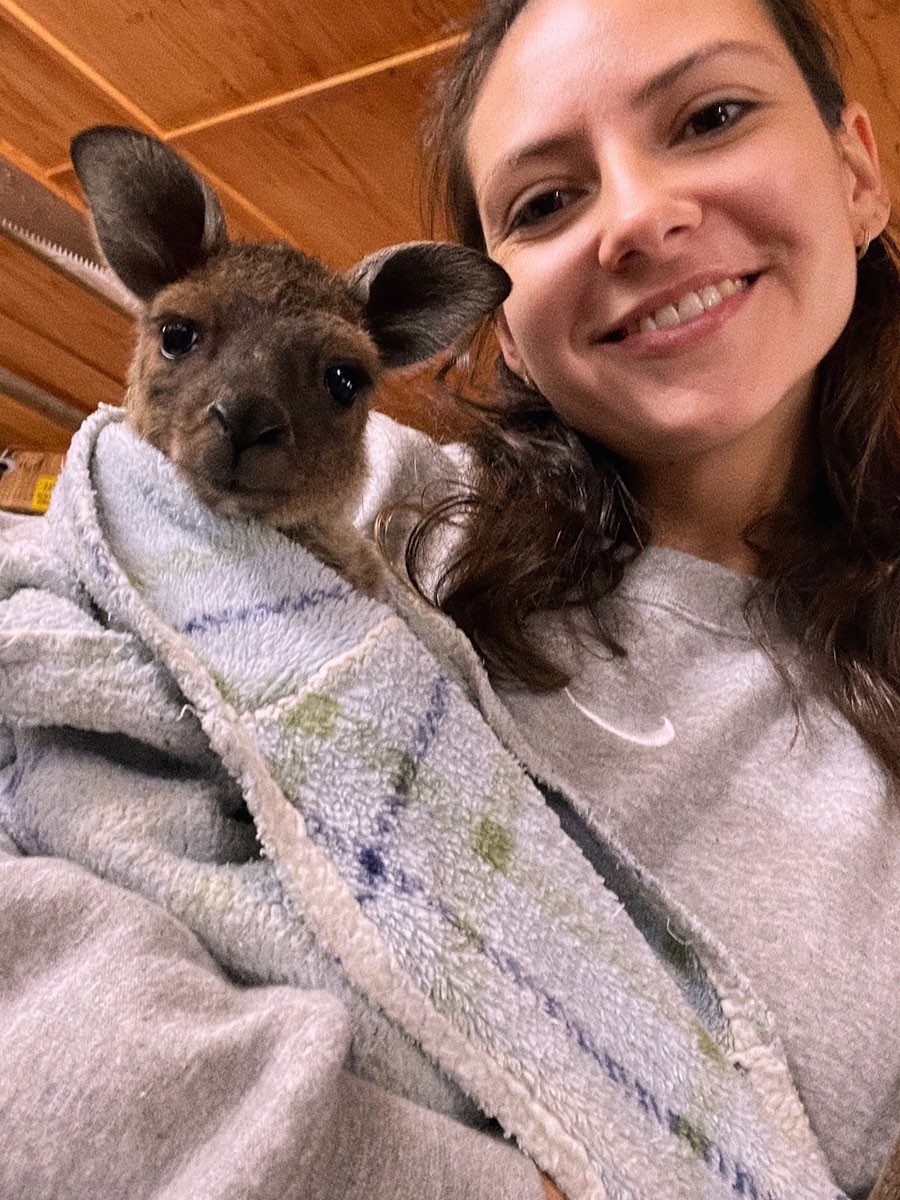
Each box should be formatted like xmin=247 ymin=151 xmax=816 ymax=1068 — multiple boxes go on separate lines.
xmin=419 ymin=0 xmax=898 ymax=708
xmin=2 ymin=2 xmax=900 ymax=1199
xmin=464 ymin=0 xmax=889 ymax=534
xmin=406 ymin=0 xmax=900 ymax=1194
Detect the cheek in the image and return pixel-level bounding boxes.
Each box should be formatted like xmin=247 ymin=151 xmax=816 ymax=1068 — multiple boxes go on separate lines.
xmin=498 ymin=242 xmax=588 ymax=369
xmin=734 ymin=127 xmax=857 ymax=259
xmin=126 ymin=347 xmax=216 ymax=466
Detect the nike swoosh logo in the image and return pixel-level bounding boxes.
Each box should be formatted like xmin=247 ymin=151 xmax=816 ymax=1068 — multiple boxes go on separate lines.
xmin=564 ymin=688 xmax=675 ymax=748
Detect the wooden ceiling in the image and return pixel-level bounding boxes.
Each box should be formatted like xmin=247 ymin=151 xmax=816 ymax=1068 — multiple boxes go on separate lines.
xmin=0 ymin=0 xmax=898 ymax=455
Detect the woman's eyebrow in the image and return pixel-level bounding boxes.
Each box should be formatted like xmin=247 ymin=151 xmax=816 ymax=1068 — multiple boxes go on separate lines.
xmin=633 ymin=39 xmax=782 ymax=106
xmin=476 ymin=131 xmax=583 ymax=214
xmin=477 ymin=39 xmax=781 ymax=201
xmin=501 ymin=133 xmax=578 ymax=174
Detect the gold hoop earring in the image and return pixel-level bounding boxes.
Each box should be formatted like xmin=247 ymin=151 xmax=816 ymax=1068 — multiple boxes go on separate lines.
xmin=521 ymin=368 xmax=535 ymax=390
xmin=856 ymin=229 xmax=872 ymax=261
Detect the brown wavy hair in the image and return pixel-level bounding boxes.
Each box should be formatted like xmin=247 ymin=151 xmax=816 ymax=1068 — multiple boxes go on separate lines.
xmin=408 ymin=0 xmax=900 ymax=779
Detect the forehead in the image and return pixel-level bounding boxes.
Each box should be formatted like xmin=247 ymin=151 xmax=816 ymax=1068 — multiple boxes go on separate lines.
xmin=148 ymin=244 xmax=358 ymax=323
xmin=466 ymin=0 xmax=792 ymax=178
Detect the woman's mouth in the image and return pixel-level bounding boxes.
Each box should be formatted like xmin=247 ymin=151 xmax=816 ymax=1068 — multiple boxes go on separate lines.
xmin=602 ymin=274 xmax=758 ymax=342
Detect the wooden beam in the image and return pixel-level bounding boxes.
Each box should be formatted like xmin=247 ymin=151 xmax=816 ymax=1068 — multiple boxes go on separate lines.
xmin=0 ymin=365 xmax=86 ymax=431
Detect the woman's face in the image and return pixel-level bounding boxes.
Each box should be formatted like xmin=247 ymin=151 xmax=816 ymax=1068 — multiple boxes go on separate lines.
xmin=466 ymin=0 xmax=888 ymax=474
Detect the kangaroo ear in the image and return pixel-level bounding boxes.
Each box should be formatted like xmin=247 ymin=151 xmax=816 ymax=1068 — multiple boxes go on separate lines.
xmin=71 ymin=125 xmax=228 ymax=302
xmin=345 ymin=242 xmax=510 ymax=369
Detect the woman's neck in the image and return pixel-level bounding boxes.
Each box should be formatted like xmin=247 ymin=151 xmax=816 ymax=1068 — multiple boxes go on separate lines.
xmin=632 ymin=406 xmax=814 ymax=576
xmin=641 ymin=473 xmax=765 ymax=574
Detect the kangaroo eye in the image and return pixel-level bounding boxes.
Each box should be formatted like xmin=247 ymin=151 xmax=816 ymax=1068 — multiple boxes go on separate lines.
xmin=160 ymin=320 xmax=199 ymax=359
xmin=323 ymin=362 xmax=371 ymax=407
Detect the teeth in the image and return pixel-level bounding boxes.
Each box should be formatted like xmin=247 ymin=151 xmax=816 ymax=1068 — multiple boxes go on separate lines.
xmin=625 ymin=276 xmax=747 ymax=337
xmin=654 ymin=304 xmax=680 ymax=329
xmin=699 ymin=285 xmax=723 ymax=308
xmin=677 ymin=292 xmax=705 ymax=321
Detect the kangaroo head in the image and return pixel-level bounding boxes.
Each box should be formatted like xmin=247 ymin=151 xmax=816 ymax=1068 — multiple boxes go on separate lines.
xmin=70 ymin=125 xmax=510 ymax=530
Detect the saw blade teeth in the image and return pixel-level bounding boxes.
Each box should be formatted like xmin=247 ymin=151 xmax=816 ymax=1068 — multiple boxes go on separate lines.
xmin=0 ymin=216 xmax=137 ymax=312
xmin=1 ymin=216 xmax=99 ymax=271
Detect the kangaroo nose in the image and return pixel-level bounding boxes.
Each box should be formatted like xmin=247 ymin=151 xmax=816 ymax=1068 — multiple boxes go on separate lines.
xmin=208 ymin=395 xmax=290 ymax=457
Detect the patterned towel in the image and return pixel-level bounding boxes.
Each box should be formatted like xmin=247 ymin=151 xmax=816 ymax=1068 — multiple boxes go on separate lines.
xmin=1 ymin=406 xmax=845 ymax=1200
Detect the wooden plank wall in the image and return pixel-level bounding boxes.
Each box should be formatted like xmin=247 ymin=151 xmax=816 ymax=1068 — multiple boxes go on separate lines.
xmin=0 ymin=0 xmax=897 ymax=453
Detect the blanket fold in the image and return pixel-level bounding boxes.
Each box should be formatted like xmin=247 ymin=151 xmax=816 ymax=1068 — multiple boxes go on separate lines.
xmin=0 ymin=406 xmax=846 ymax=1200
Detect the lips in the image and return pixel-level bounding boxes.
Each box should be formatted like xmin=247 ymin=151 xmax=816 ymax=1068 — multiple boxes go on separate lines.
xmin=601 ymin=274 xmax=758 ymax=342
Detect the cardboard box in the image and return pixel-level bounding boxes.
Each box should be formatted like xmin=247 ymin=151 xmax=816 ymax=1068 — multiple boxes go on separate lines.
xmin=0 ymin=448 xmax=65 ymax=514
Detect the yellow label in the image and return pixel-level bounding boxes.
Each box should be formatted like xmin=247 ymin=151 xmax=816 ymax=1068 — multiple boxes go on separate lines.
xmin=31 ymin=475 xmax=58 ymax=514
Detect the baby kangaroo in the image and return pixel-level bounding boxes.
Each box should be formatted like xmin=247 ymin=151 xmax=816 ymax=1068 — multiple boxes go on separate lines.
xmin=70 ymin=125 xmax=509 ymax=593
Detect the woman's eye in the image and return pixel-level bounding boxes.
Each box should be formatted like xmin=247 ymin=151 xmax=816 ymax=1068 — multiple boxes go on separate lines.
xmin=509 ymin=188 xmax=571 ymax=232
xmin=681 ymin=100 xmax=752 ymax=141
xmin=160 ymin=320 xmax=199 ymax=359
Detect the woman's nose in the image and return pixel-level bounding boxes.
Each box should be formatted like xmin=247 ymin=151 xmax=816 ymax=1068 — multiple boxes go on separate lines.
xmin=594 ymin=153 xmax=702 ymax=270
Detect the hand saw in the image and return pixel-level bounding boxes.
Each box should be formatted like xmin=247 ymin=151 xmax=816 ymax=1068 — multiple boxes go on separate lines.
xmin=0 ymin=152 xmax=135 ymax=433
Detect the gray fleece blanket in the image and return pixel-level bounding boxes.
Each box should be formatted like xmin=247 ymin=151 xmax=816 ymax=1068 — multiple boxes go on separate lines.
xmin=0 ymin=406 xmax=846 ymax=1200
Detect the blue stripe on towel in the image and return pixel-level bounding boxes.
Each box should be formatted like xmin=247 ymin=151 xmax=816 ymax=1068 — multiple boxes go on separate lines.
xmin=180 ymin=584 xmax=350 ymax=636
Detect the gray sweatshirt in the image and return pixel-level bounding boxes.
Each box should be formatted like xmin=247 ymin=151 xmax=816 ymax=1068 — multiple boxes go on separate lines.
xmin=497 ymin=547 xmax=900 ymax=1198
xmin=0 ymin=428 xmax=547 ymax=1200
xmin=1 ymin=414 xmax=898 ymax=1199
xmin=0 ymin=832 xmax=543 ymax=1200
xmin=364 ymin=417 xmax=900 ymax=1194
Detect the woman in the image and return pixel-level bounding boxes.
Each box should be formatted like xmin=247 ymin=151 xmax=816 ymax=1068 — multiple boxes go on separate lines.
xmin=0 ymin=1 xmax=897 ymax=1198
xmin=410 ymin=0 xmax=899 ymax=1194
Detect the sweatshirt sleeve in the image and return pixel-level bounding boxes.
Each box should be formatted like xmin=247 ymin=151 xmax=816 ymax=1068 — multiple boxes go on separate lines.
xmin=0 ymin=837 xmax=544 ymax=1200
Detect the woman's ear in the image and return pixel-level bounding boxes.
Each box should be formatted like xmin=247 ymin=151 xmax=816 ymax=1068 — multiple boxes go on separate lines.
xmin=493 ymin=305 xmax=528 ymax=379
xmin=837 ymin=102 xmax=891 ymax=242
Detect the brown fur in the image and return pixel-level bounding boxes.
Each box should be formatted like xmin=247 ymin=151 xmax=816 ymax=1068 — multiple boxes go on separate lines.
xmin=70 ymin=125 xmax=509 ymax=596
xmin=127 ymin=243 xmax=383 ymax=591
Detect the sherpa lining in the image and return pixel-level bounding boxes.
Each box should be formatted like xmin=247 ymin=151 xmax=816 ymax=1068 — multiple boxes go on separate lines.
xmin=0 ymin=406 xmax=846 ymax=1200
